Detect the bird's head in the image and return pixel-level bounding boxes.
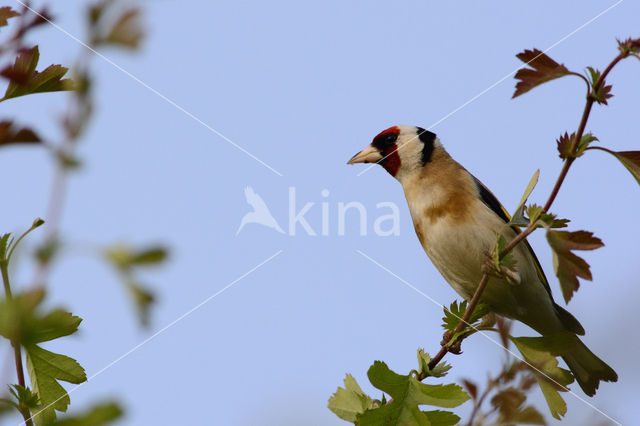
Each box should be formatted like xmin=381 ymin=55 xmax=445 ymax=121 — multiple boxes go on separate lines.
xmin=347 ymin=125 xmax=438 ymax=181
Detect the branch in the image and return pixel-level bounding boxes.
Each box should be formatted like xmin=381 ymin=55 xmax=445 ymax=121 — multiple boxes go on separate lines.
xmin=428 ymin=50 xmax=628 ymax=371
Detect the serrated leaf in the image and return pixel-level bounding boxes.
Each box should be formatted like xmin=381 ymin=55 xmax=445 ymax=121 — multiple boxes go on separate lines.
xmin=25 ymin=344 xmax=87 ymax=425
xmin=417 ymin=349 xmax=451 ymax=379
xmin=556 ymin=132 xmax=575 ymax=159
xmin=585 ymin=67 xmax=600 ymax=87
xmin=442 ymin=300 xmax=490 ymax=333
xmin=592 ymin=83 xmax=613 ymax=105
xmin=0 ymin=6 xmax=19 ymax=27
xmin=576 ymin=133 xmax=597 ymax=156
xmin=512 ymin=337 xmax=573 ymax=420
xmin=328 ymin=374 xmax=377 ymax=422
xmin=30 ymin=310 xmax=82 ymax=344
xmin=0 ymin=288 xmax=82 ymax=346
xmin=513 ymin=49 xmax=571 ymax=98
xmin=0 ymin=233 xmax=11 ymax=258
xmin=9 ymin=385 xmax=41 ymax=410
xmin=422 ymin=410 xmax=460 ymax=426
xmin=53 ymin=401 xmax=123 ymax=426
xmin=0 ymin=46 xmax=76 ymax=102
xmin=618 ymin=37 xmax=640 ymax=55
xmin=357 ymin=361 xmax=468 ymax=426
xmin=546 ymin=231 xmax=603 ymax=303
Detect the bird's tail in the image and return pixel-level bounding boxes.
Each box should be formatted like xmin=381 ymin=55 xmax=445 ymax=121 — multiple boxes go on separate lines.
xmin=562 ymin=335 xmax=617 ymax=396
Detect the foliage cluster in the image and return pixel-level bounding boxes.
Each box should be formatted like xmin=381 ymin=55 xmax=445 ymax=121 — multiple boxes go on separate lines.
xmin=330 ymin=38 xmax=640 ymax=425
xmin=0 ymin=3 xmax=167 ymax=425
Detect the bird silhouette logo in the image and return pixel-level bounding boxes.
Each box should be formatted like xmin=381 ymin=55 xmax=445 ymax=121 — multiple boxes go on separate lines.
xmin=236 ymin=186 xmax=285 ymax=235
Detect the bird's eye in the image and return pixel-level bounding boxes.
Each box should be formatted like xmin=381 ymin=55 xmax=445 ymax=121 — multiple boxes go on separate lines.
xmin=385 ymin=133 xmax=397 ymax=144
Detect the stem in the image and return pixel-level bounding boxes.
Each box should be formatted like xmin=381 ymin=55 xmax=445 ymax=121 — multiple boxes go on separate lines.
xmin=427 ymin=51 xmax=628 ymax=371
xmin=0 ymin=261 xmax=34 ymax=426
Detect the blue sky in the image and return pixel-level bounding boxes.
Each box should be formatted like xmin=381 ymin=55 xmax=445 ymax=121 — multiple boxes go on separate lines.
xmin=1 ymin=0 xmax=639 ymax=424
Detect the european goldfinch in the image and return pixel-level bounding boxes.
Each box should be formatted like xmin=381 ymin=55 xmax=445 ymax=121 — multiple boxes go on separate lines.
xmin=348 ymin=125 xmax=617 ymax=396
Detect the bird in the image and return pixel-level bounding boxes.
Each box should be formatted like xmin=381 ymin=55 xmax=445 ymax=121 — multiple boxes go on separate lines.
xmin=347 ymin=125 xmax=617 ymax=396
xmin=236 ymin=186 xmax=285 ymax=235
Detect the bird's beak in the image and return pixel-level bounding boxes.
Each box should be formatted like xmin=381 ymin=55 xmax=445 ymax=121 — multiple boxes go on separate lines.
xmin=347 ymin=144 xmax=383 ymax=164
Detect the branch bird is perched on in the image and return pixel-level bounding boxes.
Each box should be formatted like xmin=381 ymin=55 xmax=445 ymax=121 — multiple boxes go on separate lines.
xmin=348 ymin=125 xmax=617 ymax=396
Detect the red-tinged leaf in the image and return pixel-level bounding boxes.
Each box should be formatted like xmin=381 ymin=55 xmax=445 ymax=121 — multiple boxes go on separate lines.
xmin=1 ymin=46 xmax=40 ymax=85
xmin=0 ymin=46 xmax=75 ymax=101
xmin=609 ymin=151 xmax=640 ymax=186
xmin=0 ymin=120 xmax=41 ymax=146
xmin=0 ymin=6 xmax=19 ymax=27
xmin=556 ymin=132 xmax=575 ymax=159
xmin=546 ymin=231 xmax=604 ymax=303
xmin=618 ymin=37 xmax=640 ymax=55
xmin=592 ymin=83 xmax=613 ymax=105
xmin=94 ymin=9 xmax=144 ymax=49
xmin=462 ymin=379 xmax=477 ymax=400
xmin=513 ymin=49 xmax=571 ymax=98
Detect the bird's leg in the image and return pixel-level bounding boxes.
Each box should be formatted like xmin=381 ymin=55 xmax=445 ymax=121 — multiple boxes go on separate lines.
xmin=479 ymin=312 xmax=496 ymax=328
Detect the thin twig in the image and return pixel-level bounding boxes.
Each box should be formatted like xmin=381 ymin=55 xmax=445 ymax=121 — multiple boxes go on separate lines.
xmin=0 ymin=261 xmax=34 ymax=426
xmin=428 ymin=50 xmax=628 ymax=371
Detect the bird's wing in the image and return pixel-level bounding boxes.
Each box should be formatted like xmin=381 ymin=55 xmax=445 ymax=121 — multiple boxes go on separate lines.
xmin=471 ymin=175 xmax=553 ymax=298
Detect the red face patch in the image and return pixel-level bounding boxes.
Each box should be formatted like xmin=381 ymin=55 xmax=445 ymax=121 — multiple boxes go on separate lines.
xmin=372 ymin=126 xmax=402 ymax=177
xmin=380 ymin=144 xmax=401 ymax=176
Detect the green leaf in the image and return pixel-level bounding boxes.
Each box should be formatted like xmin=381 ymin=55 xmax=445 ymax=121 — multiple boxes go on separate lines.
xmin=575 ymin=133 xmax=597 ymax=156
xmin=546 ymin=230 xmax=603 ymax=303
xmin=0 ymin=288 xmax=46 ymax=343
xmin=127 ymin=282 xmax=155 ymax=327
xmin=491 ymin=235 xmax=516 ymax=274
xmin=0 ymin=233 xmax=11 ymax=259
xmin=9 ymin=385 xmax=41 ymax=411
xmin=585 ymin=66 xmax=600 ymax=87
xmin=523 ymin=205 xmax=569 ymax=230
xmin=517 ymin=169 xmax=539 ymax=209
xmin=442 ymin=300 xmax=490 ymax=333
xmin=422 ymin=410 xmax=460 ymax=426
xmin=53 ymin=401 xmax=123 ymax=426
xmin=417 ymin=349 xmax=451 ymax=379
xmin=0 ymin=46 xmax=76 ymax=102
xmin=105 ymin=245 xmax=168 ymax=270
xmin=513 ymin=337 xmax=573 ymax=420
xmin=357 ymin=361 xmax=468 ymax=426
xmin=30 ymin=310 xmax=82 ymax=344
xmin=0 ymin=288 xmax=82 ymax=346
xmin=0 ymin=6 xmax=20 ymax=27
xmin=510 ymin=170 xmax=539 ymax=227
xmin=25 ymin=344 xmax=87 ymax=425
xmin=328 ymin=374 xmax=378 ymax=422
xmin=129 ymin=247 xmax=167 ymax=265
xmin=513 ymin=49 xmax=571 ymax=98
